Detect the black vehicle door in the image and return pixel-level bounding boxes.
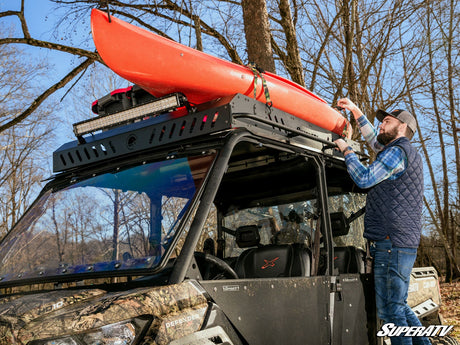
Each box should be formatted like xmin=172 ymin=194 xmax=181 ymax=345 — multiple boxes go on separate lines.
xmin=201 ymin=276 xmax=331 ymax=345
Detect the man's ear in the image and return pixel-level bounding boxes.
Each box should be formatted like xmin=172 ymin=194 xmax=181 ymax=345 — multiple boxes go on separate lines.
xmin=399 ymin=122 xmax=408 ymax=137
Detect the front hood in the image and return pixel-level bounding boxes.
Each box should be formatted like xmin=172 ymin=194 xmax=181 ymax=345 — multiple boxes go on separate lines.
xmin=0 ymin=281 xmax=208 ymax=344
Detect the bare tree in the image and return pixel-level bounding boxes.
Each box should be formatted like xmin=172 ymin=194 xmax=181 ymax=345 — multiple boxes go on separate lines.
xmin=0 ymin=124 xmax=50 ymax=235
xmin=295 ymin=0 xmax=425 ymax=140
xmin=0 ymin=41 xmax=55 ymax=237
xmin=403 ymin=0 xmax=460 ymax=281
xmin=0 ymin=1 xmax=99 ymax=133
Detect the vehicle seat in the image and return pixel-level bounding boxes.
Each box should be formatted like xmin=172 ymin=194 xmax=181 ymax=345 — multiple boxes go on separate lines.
xmin=235 ymin=243 xmax=311 ymax=278
xmin=333 ymin=246 xmax=365 ymax=274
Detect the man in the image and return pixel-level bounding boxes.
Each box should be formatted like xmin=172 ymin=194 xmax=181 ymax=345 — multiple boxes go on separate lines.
xmin=334 ymin=98 xmax=430 ymax=345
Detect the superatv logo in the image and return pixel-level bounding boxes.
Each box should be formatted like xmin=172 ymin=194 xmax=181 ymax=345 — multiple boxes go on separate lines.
xmin=377 ymin=323 xmax=453 ymax=337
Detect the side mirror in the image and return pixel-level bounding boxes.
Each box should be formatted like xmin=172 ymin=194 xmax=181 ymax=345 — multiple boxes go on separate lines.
xmin=330 ymin=212 xmax=350 ymax=237
xmin=235 ymin=225 xmax=261 ymax=248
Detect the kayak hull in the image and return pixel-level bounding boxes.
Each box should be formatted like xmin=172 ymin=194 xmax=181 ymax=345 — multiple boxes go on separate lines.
xmin=91 ymin=9 xmax=350 ymax=137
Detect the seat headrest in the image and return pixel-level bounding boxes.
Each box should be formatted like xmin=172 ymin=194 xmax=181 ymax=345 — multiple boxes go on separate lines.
xmin=235 ymin=244 xmax=311 ymax=278
xmin=235 ymin=225 xmax=260 ymax=248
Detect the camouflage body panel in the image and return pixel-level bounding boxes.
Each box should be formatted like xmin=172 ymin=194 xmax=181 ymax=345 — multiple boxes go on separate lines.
xmin=141 ymin=305 xmax=208 ymax=345
xmin=407 ymin=267 xmax=441 ymax=308
xmin=0 ymin=281 xmax=208 ymax=344
xmin=0 ymin=289 xmax=106 ymax=323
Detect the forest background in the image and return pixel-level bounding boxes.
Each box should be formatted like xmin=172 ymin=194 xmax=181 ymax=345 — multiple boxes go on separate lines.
xmin=0 ymin=0 xmax=459 ymax=289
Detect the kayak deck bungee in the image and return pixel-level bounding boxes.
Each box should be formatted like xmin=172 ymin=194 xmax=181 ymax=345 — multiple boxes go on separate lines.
xmin=90 ymin=9 xmax=351 ymax=138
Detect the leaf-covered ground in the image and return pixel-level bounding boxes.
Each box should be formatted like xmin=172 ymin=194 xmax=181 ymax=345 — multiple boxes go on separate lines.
xmin=439 ymin=280 xmax=460 ymax=339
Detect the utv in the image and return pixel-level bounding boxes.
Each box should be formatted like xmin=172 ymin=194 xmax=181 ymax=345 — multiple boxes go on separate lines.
xmin=0 ymin=89 xmax=448 ymax=344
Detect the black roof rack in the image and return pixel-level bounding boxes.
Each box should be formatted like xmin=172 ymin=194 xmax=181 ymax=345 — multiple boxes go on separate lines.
xmin=53 ymin=94 xmax=363 ymax=173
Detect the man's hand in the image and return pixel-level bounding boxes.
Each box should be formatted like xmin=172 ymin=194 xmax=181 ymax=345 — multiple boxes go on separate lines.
xmin=336 ymin=98 xmax=363 ymax=121
xmin=337 ymin=98 xmax=357 ymax=112
xmin=334 ymin=138 xmax=353 ymax=156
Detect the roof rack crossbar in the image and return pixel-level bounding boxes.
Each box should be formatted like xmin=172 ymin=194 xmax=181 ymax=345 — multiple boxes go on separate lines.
xmin=233 ymin=113 xmax=338 ymax=147
xmin=239 ymin=113 xmax=366 ymax=157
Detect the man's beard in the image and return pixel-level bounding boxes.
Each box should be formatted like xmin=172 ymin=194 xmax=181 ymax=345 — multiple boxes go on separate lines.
xmin=377 ymin=127 xmax=398 ymax=145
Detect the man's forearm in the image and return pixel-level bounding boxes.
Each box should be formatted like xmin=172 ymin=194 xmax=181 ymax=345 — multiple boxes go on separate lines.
xmin=350 ymin=107 xmax=364 ymax=121
xmin=356 ymin=115 xmax=383 ymax=153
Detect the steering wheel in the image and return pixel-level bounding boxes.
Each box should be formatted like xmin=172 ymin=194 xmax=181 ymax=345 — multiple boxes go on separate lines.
xmin=194 ymin=252 xmax=239 ymax=280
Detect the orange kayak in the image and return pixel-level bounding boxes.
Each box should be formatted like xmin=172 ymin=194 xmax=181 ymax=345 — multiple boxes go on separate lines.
xmin=91 ymin=9 xmax=351 ymax=138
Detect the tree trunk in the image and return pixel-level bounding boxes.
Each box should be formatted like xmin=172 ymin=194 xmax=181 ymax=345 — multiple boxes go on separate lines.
xmin=52 ymin=199 xmax=64 ymax=263
xmin=446 ymin=0 xmax=460 ymax=280
xmin=194 ymin=15 xmax=203 ymax=52
xmin=241 ymin=0 xmax=276 ymax=73
xmin=277 ymin=0 xmax=304 ymax=86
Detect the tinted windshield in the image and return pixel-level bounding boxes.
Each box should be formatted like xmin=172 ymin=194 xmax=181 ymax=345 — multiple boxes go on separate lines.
xmin=0 ymin=154 xmax=215 ymax=284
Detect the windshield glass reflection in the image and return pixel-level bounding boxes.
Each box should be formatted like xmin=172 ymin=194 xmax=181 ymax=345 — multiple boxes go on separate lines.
xmin=0 ymin=154 xmax=215 ymax=283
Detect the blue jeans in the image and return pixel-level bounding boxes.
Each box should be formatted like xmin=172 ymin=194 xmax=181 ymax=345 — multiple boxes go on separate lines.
xmin=370 ymin=239 xmax=431 ymax=345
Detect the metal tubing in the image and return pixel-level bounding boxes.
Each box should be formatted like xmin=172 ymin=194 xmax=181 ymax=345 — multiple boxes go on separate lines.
xmin=169 ymin=130 xmax=249 ymax=284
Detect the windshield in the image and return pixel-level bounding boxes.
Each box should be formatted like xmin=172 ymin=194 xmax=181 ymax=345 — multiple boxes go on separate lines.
xmin=0 ymin=154 xmax=215 ymax=284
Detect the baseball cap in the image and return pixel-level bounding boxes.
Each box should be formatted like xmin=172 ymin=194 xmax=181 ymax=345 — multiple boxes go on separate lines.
xmin=376 ymin=109 xmax=417 ymax=133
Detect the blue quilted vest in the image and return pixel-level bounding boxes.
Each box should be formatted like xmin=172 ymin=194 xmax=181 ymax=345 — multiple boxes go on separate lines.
xmin=364 ymin=137 xmax=423 ymax=248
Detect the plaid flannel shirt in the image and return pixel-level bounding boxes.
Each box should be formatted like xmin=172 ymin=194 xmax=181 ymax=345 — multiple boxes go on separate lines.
xmin=344 ymin=116 xmax=407 ymax=189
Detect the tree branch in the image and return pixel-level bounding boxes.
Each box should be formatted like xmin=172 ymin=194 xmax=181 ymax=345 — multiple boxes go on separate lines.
xmin=0 ymin=37 xmax=101 ymax=61
xmin=20 ymin=0 xmax=31 ymax=38
xmin=0 ymin=58 xmax=95 ymax=133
